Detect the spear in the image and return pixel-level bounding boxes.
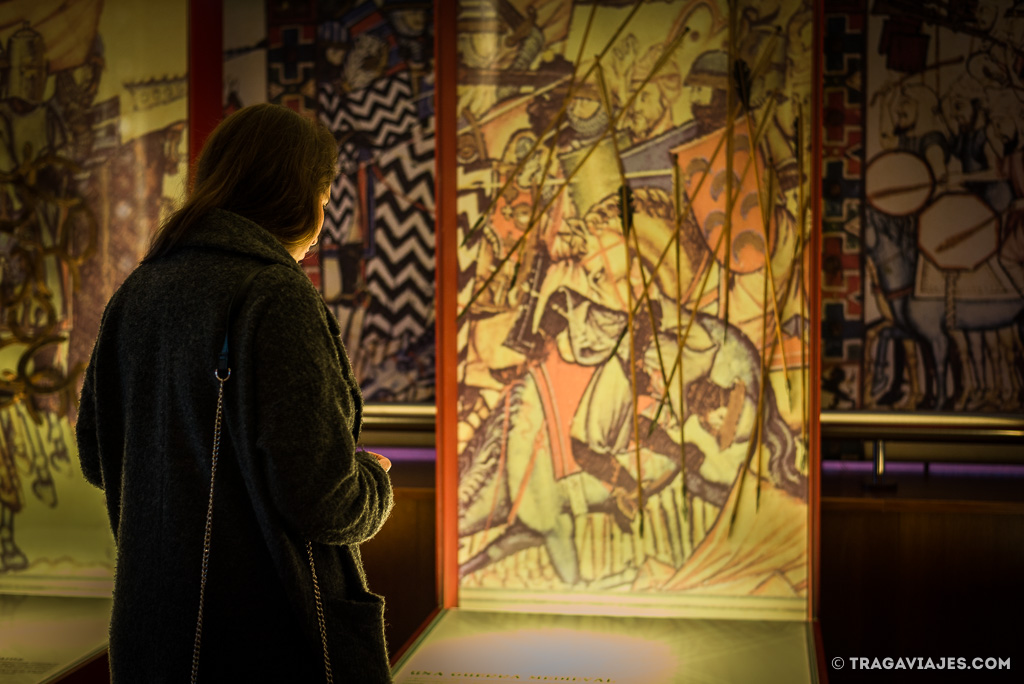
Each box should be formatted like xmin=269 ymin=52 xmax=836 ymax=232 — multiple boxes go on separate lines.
xmin=673 ymin=161 xmax=688 ymax=521
xmin=645 ymin=85 xmax=781 ymax=432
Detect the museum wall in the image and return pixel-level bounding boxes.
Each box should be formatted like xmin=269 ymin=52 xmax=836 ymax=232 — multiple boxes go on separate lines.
xmin=3 ymin=0 xmax=1021 ymax=665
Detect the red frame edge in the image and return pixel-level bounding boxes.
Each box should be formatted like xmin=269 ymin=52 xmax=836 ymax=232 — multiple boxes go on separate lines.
xmin=809 ymin=0 xmax=824 ymax=624
xmin=814 ymin=620 xmax=830 ymax=684
xmin=434 ymin=0 xmax=460 ymax=611
xmin=390 ymin=606 xmax=443 ymax=667
xmin=188 ymin=0 xmax=223 ymax=172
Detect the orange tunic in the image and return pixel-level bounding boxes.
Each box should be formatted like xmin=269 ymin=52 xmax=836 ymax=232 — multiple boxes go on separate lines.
xmin=529 ymin=350 xmax=597 ymax=480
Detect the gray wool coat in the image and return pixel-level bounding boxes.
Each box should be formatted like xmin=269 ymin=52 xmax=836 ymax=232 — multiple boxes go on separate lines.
xmin=76 ymin=208 xmax=395 ymax=682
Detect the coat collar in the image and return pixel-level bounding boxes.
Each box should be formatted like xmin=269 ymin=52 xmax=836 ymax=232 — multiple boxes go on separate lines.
xmin=177 ymin=208 xmax=304 ymax=270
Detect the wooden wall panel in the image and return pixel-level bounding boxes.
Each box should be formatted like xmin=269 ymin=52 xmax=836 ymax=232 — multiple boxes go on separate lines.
xmin=361 ymin=487 xmax=438 ymax=655
xmin=819 ymin=498 xmax=1024 ymax=682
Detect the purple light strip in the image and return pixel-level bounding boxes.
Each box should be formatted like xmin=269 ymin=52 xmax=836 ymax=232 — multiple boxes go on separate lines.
xmin=822 ymin=461 xmax=924 ymax=475
xmin=822 ymin=460 xmax=1024 ymax=477
xmin=928 ymin=462 xmax=1024 ymax=477
xmin=366 ymin=446 xmax=436 ymax=462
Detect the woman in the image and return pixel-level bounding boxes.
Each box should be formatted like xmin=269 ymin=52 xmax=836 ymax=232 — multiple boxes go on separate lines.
xmin=76 ymin=104 xmax=394 ymax=682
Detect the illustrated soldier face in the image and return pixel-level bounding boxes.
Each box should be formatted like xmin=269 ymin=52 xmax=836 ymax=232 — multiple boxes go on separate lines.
xmin=973 ymin=0 xmax=1004 ymax=32
xmin=943 ymin=93 xmax=976 ymax=134
xmin=890 ymin=93 xmax=919 ymax=133
xmin=9 ymin=41 xmax=46 ymax=103
xmin=627 ymin=83 xmax=667 ymax=140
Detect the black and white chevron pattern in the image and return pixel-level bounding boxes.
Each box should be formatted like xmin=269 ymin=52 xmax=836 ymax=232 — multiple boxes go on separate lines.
xmin=322 ymin=139 xmax=359 ymax=244
xmin=318 ymin=73 xmax=418 ymax=149
xmin=364 ymin=124 xmax=435 ymax=342
xmin=317 ymin=71 xmax=436 ymax=374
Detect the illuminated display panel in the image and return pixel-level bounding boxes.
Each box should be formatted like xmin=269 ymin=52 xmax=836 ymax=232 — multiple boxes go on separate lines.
xmin=393 ymin=609 xmax=816 ymax=684
xmin=0 ymin=0 xmax=189 ymax=599
xmin=0 ymin=595 xmax=111 ymax=683
xmin=451 ymin=0 xmax=816 ymax=617
xmin=405 ymin=0 xmax=822 ymax=677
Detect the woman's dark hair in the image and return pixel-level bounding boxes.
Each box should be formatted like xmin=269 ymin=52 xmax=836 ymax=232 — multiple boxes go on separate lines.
xmin=144 ymin=104 xmax=337 ymax=261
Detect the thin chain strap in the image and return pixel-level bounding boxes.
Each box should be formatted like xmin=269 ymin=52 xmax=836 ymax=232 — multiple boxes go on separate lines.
xmin=190 ymin=264 xmax=331 ymax=682
xmin=191 ymin=369 xmax=230 ymax=684
xmin=306 ymin=541 xmax=334 ymax=684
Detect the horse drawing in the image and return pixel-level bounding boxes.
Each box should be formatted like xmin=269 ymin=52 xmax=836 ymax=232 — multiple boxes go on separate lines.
xmin=457 ymin=187 xmax=804 ymax=587
xmin=864 ymin=204 xmax=1024 ymax=409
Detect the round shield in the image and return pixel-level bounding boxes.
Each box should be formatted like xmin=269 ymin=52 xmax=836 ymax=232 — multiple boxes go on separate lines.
xmin=918 ymin=193 xmax=999 ymax=271
xmin=865 ymin=150 xmax=934 ymax=216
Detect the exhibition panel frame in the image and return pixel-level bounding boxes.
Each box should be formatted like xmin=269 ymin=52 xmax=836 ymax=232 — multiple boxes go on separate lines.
xmin=394 ymin=0 xmax=826 ymax=681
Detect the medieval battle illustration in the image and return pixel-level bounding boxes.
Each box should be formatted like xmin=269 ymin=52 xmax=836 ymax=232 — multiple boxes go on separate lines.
xmin=822 ymin=0 xmax=1024 ymax=412
xmin=0 ymin=0 xmax=187 ymax=587
xmin=455 ymin=0 xmax=812 ymax=607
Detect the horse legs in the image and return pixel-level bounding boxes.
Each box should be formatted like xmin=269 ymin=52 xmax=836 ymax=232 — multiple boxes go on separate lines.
xmin=980 ymin=330 xmax=1001 ymax=408
xmin=543 ymin=512 xmax=581 ymax=585
xmin=929 ymin=334 xmax=950 ymax=409
xmin=901 ymin=339 xmax=922 ymax=410
xmin=0 ymin=504 xmax=27 ymax=572
xmin=459 ymin=520 xmax=544 ymax=581
xmin=1002 ymin=327 xmax=1024 ymax=408
xmin=863 ymin=323 xmax=880 ymax=408
xmin=869 ymin=325 xmax=893 ymax=400
xmin=875 ymin=327 xmax=909 ymax=406
xmin=947 ymin=329 xmax=976 ymax=410
xmin=864 ymin=322 xmax=916 ymax=407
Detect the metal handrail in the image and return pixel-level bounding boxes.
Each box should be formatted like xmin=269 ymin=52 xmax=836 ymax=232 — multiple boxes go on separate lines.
xmin=361 ymin=403 xmax=436 ymax=447
xmin=820 ymin=410 xmax=1024 ymax=444
xmin=362 ymin=403 xmax=436 ymax=431
xmin=822 ymin=410 xmax=1024 ymax=477
xmin=360 ymin=405 xmax=1024 ymax=451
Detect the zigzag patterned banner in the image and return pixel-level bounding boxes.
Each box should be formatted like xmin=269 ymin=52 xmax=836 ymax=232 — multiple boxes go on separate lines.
xmin=364 ymin=123 xmax=435 ymax=343
xmin=318 ymin=71 xmax=436 ymax=399
xmin=323 ymin=139 xmax=360 ymax=244
xmin=319 ymin=73 xmax=419 ymax=148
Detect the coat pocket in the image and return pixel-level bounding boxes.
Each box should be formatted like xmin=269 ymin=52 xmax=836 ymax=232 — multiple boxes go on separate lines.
xmin=323 ymin=591 xmax=393 ymax=683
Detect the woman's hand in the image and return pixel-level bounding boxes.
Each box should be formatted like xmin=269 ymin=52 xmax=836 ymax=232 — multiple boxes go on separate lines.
xmin=365 ymin=450 xmax=392 ymax=472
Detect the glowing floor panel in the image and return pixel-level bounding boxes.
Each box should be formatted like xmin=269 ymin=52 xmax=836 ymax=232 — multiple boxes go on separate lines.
xmin=0 ymin=595 xmax=110 ymax=683
xmin=393 ymin=609 xmax=819 ymax=684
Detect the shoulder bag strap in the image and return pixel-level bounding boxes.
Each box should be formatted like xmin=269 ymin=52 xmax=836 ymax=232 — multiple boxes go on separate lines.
xmin=190 ymin=265 xmax=332 ymax=683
